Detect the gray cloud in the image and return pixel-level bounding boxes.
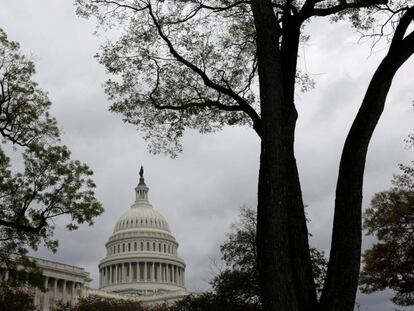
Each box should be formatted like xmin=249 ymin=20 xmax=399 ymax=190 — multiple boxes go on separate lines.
xmin=1 ymin=1 xmax=413 ymax=310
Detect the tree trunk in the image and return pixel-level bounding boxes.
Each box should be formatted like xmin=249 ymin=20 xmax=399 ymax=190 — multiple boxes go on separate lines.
xmin=281 ymin=15 xmax=319 ymax=311
xmin=252 ymin=1 xmax=319 ymax=309
xmin=321 ymin=37 xmax=414 ymax=311
xmin=252 ymin=1 xmax=299 ymax=309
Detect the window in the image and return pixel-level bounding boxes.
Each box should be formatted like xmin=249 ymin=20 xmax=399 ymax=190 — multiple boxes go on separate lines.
xmin=128 ymin=243 xmax=131 ymax=251
xmin=147 ymin=242 xmax=150 ymax=251
xmin=122 ymin=244 xmax=125 ymax=252
xmin=164 ymin=244 xmax=166 ymax=253
xmin=117 ymin=245 xmax=120 ymax=253
xmin=134 ymin=242 xmax=137 ymax=251
xmin=168 ymin=245 xmax=171 ymax=253
xmin=140 ymin=242 xmax=144 ymax=251
xmin=158 ymin=243 xmax=161 ymax=252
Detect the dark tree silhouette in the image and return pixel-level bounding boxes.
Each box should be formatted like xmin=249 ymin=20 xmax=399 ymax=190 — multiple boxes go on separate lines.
xmin=76 ymin=1 xmax=414 ymax=309
xmin=360 ymin=163 xmax=414 ymax=306
xmin=0 ymin=28 xmax=103 ymax=266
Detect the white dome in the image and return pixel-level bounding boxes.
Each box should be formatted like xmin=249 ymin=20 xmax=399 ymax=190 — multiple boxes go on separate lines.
xmin=113 ymin=205 xmax=171 ymax=233
xmin=99 ymin=168 xmax=186 ymax=297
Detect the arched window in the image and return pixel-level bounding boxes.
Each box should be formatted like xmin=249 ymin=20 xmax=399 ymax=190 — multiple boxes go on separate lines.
xmin=128 ymin=243 xmax=131 ymax=251
xmin=134 ymin=242 xmax=137 ymax=251
xmin=117 ymin=244 xmax=120 ymax=253
xmin=140 ymin=242 xmax=144 ymax=251
xmin=122 ymin=244 xmax=125 ymax=252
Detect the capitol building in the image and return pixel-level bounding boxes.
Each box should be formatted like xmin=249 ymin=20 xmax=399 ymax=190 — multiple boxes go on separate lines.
xmin=98 ymin=168 xmax=187 ymax=297
xmin=0 ymin=168 xmax=188 ymax=310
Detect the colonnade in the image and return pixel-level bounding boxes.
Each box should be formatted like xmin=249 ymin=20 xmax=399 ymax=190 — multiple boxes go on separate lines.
xmin=100 ymin=261 xmax=185 ymax=288
xmin=37 ymin=276 xmax=86 ymax=311
xmin=0 ymin=269 xmax=86 ymax=311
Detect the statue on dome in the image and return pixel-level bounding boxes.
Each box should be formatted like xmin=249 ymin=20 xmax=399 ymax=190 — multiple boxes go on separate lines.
xmin=139 ymin=166 xmax=144 ymax=178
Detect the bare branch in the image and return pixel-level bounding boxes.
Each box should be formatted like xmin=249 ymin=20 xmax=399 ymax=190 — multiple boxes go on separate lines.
xmin=147 ymin=3 xmax=262 ymax=135
xmin=299 ymin=0 xmax=387 ymax=20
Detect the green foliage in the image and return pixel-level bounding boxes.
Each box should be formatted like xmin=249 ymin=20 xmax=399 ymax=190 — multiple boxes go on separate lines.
xmin=75 ymin=0 xmax=327 ymax=156
xmin=0 ymin=28 xmax=59 ymax=146
xmin=0 ymin=29 xmax=103 ymax=267
xmin=210 ymin=207 xmax=327 ymax=308
xmin=75 ymin=0 xmax=400 ymax=158
xmin=360 ymin=164 xmax=414 ymax=306
xmin=212 ymin=207 xmax=260 ymax=307
xmin=0 ymin=282 xmax=37 ymax=311
xmin=55 ymin=295 xmax=183 ymax=311
xmin=170 ymin=293 xmax=257 ymax=311
xmin=56 ymin=295 xmax=148 ymax=311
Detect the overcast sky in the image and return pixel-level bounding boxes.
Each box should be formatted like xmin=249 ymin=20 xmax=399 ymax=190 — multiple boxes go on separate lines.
xmin=1 ymin=1 xmax=413 ymax=310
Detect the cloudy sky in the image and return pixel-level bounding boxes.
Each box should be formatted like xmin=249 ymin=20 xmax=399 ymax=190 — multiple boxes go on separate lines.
xmin=1 ymin=1 xmax=413 ymax=310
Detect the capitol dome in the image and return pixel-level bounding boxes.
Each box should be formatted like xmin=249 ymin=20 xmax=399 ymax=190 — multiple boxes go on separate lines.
xmin=98 ymin=168 xmax=186 ymax=297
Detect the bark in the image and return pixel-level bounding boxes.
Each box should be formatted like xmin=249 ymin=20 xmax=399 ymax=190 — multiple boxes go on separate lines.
xmin=252 ymin=1 xmax=319 ymax=309
xmin=321 ymin=8 xmax=414 ymax=310
xmin=281 ymin=11 xmax=319 ymax=311
xmin=252 ymin=0 xmax=300 ymax=309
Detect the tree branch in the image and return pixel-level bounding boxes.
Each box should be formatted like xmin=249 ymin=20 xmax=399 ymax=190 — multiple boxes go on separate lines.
xmin=147 ymin=3 xmax=262 ymax=136
xmin=299 ymin=0 xmax=387 ymax=20
xmin=390 ymin=7 xmax=414 ymax=52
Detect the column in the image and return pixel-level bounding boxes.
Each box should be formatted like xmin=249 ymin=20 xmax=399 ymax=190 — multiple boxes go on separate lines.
xmin=129 ymin=263 xmax=132 ymax=283
xmin=53 ymin=278 xmax=57 ymax=301
xmin=107 ymin=266 xmax=110 ymax=285
xmin=164 ymin=264 xmax=167 ymax=282
xmin=44 ymin=277 xmax=49 ymax=311
xmin=124 ymin=263 xmax=127 ymax=283
xmin=157 ymin=263 xmax=161 ymax=282
xmin=114 ymin=264 xmax=118 ymax=284
xmin=71 ymin=282 xmax=75 ymax=305
xmin=62 ymin=280 xmax=67 ymax=303
xmin=173 ymin=266 xmax=176 ymax=283
xmin=80 ymin=284 xmax=84 ymax=297
xmin=144 ymin=262 xmax=147 ymax=282
xmin=152 ymin=262 xmax=155 ymax=282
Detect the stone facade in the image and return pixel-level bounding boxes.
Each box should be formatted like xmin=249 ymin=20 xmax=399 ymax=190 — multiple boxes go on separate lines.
xmin=0 ymin=256 xmax=90 ymax=311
